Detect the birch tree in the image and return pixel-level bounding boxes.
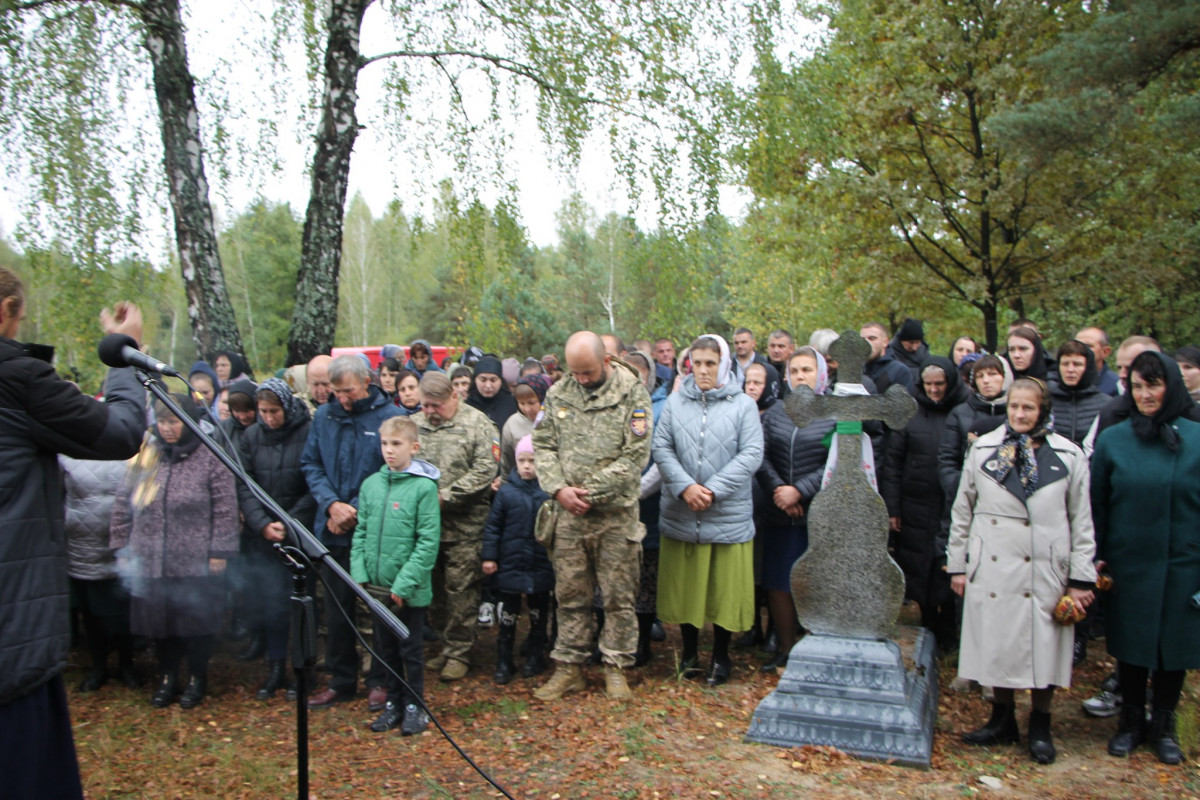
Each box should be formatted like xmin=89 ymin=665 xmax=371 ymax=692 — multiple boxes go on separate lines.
xmin=279 ymin=0 xmax=760 ymax=361
xmin=0 ymin=0 xmax=244 ymax=359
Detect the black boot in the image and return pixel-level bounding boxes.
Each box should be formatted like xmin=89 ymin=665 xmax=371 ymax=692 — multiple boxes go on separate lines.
xmin=1148 ymin=709 xmax=1184 ymax=765
xmin=237 ymin=633 xmax=266 ymax=662
xmin=962 ymin=702 xmax=1019 ymax=745
xmin=1108 ymin=702 xmax=1146 ymax=757
xmin=493 ymin=637 xmax=516 ymax=685
xmin=78 ymin=666 xmax=108 ymax=693
xmin=1027 ymin=710 xmax=1056 ymax=764
xmin=179 ymin=674 xmax=207 ymax=709
xmin=150 ymin=674 xmax=178 ymax=708
xmin=678 ymin=624 xmax=702 ymax=678
xmin=257 ymin=660 xmax=288 ymax=700
xmin=522 ymin=616 xmax=548 ymax=677
xmin=634 ymin=613 xmax=654 ymax=668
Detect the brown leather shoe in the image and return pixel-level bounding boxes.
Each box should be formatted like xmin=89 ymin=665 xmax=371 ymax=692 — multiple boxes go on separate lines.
xmin=307 ymin=687 xmax=356 ymax=709
xmin=367 ymin=686 xmax=388 ymax=713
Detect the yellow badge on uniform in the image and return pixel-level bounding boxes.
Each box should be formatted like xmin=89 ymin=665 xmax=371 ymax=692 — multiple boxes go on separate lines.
xmin=557 ymin=408 xmax=568 ymax=419
xmin=630 ymin=408 xmax=648 ymax=437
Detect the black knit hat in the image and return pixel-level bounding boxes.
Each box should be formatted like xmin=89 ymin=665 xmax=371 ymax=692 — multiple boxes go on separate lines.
xmin=897 ymin=318 xmax=924 ymax=342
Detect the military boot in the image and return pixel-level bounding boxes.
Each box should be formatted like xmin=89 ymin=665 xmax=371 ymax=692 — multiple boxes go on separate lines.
xmin=493 ymin=633 xmax=516 ymax=685
xmin=604 ymin=666 xmax=632 ymax=701
xmin=533 ymin=663 xmax=586 ymax=701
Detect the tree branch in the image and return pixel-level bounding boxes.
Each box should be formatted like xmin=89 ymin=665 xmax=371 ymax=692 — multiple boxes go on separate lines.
xmin=359 ymin=47 xmax=642 ymax=119
xmin=4 ymin=0 xmax=143 ymax=12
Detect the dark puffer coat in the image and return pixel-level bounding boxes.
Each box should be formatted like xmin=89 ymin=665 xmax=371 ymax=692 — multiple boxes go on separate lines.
xmin=0 ymin=339 xmax=145 ymax=705
xmin=755 ymin=402 xmax=835 ymax=529
xmin=938 ymin=392 xmax=1008 ymax=501
xmin=481 ymin=469 xmax=554 ymax=595
xmin=865 ymin=351 xmax=915 ymax=396
xmin=1048 ymin=380 xmax=1108 ymax=446
xmin=882 ymin=356 xmax=969 ymax=606
xmin=237 ymin=410 xmax=316 ymax=548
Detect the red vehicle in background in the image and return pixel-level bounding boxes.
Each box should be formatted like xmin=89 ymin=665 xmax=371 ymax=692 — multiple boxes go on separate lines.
xmin=330 ymin=345 xmax=462 ymax=370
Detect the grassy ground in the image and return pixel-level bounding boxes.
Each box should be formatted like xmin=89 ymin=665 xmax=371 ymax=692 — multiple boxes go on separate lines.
xmin=70 ymin=611 xmax=1200 ymax=799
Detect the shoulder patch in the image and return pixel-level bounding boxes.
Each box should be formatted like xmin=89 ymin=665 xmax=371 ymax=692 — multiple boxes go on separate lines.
xmin=492 ymin=437 xmax=501 ymax=462
xmin=631 ymin=408 xmax=648 ymax=437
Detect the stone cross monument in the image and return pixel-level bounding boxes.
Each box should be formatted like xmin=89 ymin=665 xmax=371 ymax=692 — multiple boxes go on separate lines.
xmin=745 ymin=331 xmax=939 ymax=768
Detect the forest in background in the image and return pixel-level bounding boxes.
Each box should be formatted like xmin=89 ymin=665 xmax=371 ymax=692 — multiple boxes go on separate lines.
xmin=1 ymin=0 xmax=1196 ymax=391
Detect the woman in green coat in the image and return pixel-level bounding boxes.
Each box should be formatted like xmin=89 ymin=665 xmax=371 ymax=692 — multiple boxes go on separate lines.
xmin=1092 ymin=351 xmax=1200 ymax=765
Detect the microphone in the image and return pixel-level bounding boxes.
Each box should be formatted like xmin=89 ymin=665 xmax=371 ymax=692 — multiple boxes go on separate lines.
xmin=97 ymin=333 xmax=181 ymax=377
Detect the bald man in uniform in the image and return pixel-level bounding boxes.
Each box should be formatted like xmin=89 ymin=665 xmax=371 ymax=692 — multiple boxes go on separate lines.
xmin=533 ymin=332 xmax=652 ymax=701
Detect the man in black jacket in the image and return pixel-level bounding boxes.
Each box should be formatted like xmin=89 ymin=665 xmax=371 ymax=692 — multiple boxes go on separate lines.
xmin=0 ymin=269 xmax=148 ymax=800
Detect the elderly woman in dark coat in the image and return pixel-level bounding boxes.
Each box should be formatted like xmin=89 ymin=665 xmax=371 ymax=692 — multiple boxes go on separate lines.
xmin=882 ymin=356 xmax=969 ymax=650
xmin=236 ymin=378 xmax=315 ymax=700
xmin=1092 ymin=351 xmax=1200 ymax=765
xmin=755 ymin=347 xmax=835 ymax=672
xmin=110 ymin=395 xmax=240 ymax=709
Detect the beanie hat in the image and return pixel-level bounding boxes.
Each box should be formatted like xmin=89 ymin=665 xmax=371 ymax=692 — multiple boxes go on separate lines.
xmin=898 ymin=318 xmax=924 ymax=342
xmin=515 ymin=434 xmax=534 ymax=458
xmin=501 ymin=357 xmax=520 ymax=384
xmin=474 ymin=355 xmax=503 ymax=378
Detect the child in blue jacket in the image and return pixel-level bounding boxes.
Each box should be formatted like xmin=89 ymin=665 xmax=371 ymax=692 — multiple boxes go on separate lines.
xmin=481 ymin=435 xmax=554 ymax=683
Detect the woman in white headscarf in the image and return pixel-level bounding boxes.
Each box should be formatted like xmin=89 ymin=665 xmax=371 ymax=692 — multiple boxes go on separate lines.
xmin=653 ymin=334 xmax=764 ymax=686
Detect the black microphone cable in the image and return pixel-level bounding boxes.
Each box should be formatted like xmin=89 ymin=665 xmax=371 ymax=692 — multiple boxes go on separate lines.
xmin=293 ymin=545 xmax=517 ymax=800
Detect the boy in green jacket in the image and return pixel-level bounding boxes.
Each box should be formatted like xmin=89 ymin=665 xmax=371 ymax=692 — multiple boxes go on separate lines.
xmin=351 ymin=416 xmax=441 ymax=734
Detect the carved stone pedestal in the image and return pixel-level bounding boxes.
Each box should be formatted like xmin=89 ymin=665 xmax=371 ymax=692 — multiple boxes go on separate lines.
xmin=745 ymin=628 xmax=938 ymax=769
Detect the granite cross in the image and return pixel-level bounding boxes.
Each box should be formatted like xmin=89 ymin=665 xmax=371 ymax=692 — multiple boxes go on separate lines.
xmin=783 ymin=331 xmax=917 ymax=639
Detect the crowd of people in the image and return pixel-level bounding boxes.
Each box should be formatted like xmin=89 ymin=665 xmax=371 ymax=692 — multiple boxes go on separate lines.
xmin=5 ymin=255 xmax=1197 ymax=788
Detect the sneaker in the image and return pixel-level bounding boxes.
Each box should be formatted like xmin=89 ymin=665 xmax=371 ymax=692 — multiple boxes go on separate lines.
xmin=1083 ymin=675 xmax=1122 ymax=718
xmin=369 ymin=702 xmax=404 ymax=732
xmin=400 ymin=703 xmax=429 ymax=736
xmin=478 ymin=602 xmax=495 ymax=627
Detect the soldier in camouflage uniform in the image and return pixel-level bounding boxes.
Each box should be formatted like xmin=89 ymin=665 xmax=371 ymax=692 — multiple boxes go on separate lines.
xmin=533 ymin=331 xmax=653 ymax=701
xmin=415 ymin=372 xmax=499 ymax=680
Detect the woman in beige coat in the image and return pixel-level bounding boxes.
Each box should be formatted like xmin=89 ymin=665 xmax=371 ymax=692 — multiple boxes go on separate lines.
xmin=947 ymin=378 xmax=1097 ymax=764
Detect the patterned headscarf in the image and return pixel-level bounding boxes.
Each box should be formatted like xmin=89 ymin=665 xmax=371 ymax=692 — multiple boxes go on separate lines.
xmin=992 ymin=378 xmax=1052 ymax=497
xmin=517 ymin=373 xmax=551 ymax=403
xmin=258 ymin=377 xmax=310 ymax=426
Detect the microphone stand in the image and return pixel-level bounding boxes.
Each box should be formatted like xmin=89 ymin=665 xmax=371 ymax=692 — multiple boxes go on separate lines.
xmin=135 ymin=369 xmax=409 ymax=800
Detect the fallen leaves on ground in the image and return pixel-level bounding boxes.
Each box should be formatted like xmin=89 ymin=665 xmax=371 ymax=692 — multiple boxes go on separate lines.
xmin=70 ymin=613 xmax=1200 ymax=799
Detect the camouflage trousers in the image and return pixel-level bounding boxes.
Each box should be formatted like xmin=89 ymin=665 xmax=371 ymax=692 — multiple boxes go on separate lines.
xmin=550 ymin=505 xmax=642 ymax=668
xmin=430 ymin=539 xmax=482 ymax=665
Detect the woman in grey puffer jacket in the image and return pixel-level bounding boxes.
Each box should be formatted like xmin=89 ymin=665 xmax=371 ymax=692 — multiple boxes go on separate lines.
xmin=654 ymin=334 xmax=763 ymax=686
xmin=62 ymin=453 xmax=138 ymax=691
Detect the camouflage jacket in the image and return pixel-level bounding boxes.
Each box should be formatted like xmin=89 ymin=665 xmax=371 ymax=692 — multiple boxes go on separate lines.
xmin=534 ymin=359 xmax=653 ymax=510
xmin=415 ymin=403 xmax=498 ymax=536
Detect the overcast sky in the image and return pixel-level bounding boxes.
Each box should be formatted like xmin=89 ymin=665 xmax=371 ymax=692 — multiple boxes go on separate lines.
xmin=0 ymin=2 xmax=817 ymax=256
